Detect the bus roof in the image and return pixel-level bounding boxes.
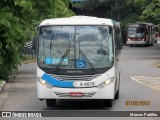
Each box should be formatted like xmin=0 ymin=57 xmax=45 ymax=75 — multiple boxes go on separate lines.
xmin=136 ymin=22 xmax=154 ymax=26
xmin=39 ymin=16 xmax=120 ymax=27
xmin=128 ymin=22 xmax=154 ymax=27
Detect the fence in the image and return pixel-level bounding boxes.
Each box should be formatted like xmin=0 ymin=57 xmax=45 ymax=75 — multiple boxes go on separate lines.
xmin=21 ymin=40 xmax=37 ymax=61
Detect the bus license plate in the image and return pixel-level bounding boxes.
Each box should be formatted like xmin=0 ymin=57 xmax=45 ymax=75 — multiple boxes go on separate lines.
xmin=70 ymin=92 xmax=83 ymax=97
xmin=73 ymin=81 xmax=95 ymax=87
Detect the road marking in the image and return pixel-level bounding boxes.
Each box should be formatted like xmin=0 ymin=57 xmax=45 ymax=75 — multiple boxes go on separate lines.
xmin=130 ymin=76 xmax=160 ymax=92
xmin=156 ymin=63 xmax=160 ymax=68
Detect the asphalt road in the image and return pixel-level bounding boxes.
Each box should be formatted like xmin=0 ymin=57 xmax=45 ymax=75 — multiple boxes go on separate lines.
xmin=0 ymin=44 xmax=160 ymax=119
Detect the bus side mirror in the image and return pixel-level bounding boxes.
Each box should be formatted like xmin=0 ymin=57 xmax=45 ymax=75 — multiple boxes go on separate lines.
xmin=117 ymin=40 xmax=123 ymax=49
xmin=117 ymin=35 xmax=123 ymax=49
xmin=32 ymin=26 xmax=39 ymax=50
xmin=32 ymin=36 xmax=38 ymax=50
xmin=35 ymin=26 xmax=39 ymax=32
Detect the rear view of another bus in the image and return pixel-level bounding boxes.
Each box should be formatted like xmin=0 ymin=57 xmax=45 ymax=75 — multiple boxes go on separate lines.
xmin=155 ymin=25 xmax=160 ymax=42
xmin=126 ymin=22 xmax=155 ymax=47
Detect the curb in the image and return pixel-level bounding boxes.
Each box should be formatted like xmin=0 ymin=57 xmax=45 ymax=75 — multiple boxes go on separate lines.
xmin=0 ymin=81 xmax=6 ymax=94
xmin=22 ymin=59 xmax=37 ymax=64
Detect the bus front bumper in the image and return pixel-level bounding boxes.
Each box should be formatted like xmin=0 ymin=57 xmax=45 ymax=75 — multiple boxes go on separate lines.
xmin=127 ymin=41 xmax=147 ymax=45
xmin=37 ymin=82 xmax=115 ymax=99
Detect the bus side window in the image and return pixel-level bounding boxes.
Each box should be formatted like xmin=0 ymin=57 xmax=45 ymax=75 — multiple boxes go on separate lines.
xmin=114 ymin=27 xmax=122 ymax=49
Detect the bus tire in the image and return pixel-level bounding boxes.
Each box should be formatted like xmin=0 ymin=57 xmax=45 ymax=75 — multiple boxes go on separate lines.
xmin=129 ymin=45 xmax=132 ymax=47
xmin=115 ymin=89 xmax=119 ymax=99
xmin=145 ymin=43 xmax=149 ymax=47
xmin=46 ymin=99 xmax=56 ymax=107
xmin=150 ymin=43 xmax=153 ymax=46
xmin=104 ymin=99 xmax=113 ymax=107
xmin=155 ymin=40 xmax=157 ymax=43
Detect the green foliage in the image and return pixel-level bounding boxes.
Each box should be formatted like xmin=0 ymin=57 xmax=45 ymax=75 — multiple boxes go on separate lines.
xmin=121 ymin=13 xmax=141 ymax=30
xmin=0 ymin=80 xmax=4 ymax=85
xmin=0 ymin=0 xmax=74 ymax=80
xmin=72 ymin=0 xmax=115 ymax=9
xmin=141 ymin=0 xmax=160 ymax=24
xmin=120 ymin=0 xmax=160 ymax=30
xmin=71 ymin=0 xmax=159 ymax=30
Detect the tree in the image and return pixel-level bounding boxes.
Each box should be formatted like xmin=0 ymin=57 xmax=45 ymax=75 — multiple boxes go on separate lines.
xmin=0 ymin=0 xmax=74 ymax=80
xmin=141 ymin=0 xmax=160 ymax=24
xmin=72 ymin=0 xmax=123 ymax=20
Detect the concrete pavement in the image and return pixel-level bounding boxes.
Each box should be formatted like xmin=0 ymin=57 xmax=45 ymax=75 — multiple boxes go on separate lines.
xmin=0 ymin=58 xmax=37 ymax=95
xmin=0 ymin=62 xmax=37 ymax=111
xmin=131 ymin=76 xmax=160 ymax=92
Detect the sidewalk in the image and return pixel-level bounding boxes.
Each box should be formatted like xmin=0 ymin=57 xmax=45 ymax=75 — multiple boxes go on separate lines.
xmin=0 ymin=62 xmax=36 ymax=111
xmin=0 ymin=59 xmax=37 ymax=94
xmin=0 ymin=81 xmax=6 ymax=93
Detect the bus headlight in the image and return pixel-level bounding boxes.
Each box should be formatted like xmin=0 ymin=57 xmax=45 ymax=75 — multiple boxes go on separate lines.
xmin=37 ymin=77 xmax=54 ymax=89
xmin=41 ymin=80 xmax=46 ymax=85
xmin=97 ymin=78 xmax=114 ymax=89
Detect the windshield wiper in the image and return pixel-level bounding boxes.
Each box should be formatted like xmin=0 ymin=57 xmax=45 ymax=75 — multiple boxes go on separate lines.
xmin=80 ymin=50 xmax=96 ymax=73
xmin=50 ymin=36 xmax=53 ymax=56
xmin=54 ymin=50 xmax=70 ymax=72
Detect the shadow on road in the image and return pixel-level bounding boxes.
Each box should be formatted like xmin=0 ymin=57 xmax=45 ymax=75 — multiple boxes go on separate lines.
xmin=42 ymin=99 xmax=116 ymax=110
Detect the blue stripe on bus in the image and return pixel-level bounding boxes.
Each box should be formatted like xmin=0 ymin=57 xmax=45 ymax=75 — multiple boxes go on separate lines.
xmin=41 ymin=73 xmax=75 ymax=88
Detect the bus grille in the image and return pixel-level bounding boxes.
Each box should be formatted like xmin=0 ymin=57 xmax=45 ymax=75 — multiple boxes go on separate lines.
xmin=49 ymin=74 xmax=101 ymax=81
xmin=54 ymin=92 xmax=96 ymax=97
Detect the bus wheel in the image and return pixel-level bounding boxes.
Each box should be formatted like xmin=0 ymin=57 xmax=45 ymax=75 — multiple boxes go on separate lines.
xmin=129 ymin=45 xmax=132 ymax=47
xmin=104 ymin=99 xmax=113 ymax=107
xmin=145 ymin=43 xmax=149 ymax=47
xmin=46 ymin=99 xmax=56 ymax=107
xmin=155 ymin=40 xmax=157 ymax=43
xmin=115 ymin=90 xmax=119 ymax=99
xmin=150 ymin=43 xmax=153 ymax=46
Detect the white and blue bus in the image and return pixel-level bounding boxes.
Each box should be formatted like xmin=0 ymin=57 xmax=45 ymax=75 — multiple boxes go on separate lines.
xmin=36 ymin=16 xmax=122 ymax=107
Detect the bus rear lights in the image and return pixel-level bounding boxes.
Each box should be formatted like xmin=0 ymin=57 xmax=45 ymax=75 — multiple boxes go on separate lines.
xmin=97 ymin=78 xmax=114 ymax=89
xmin=128 ymin=38 xmax=131 ymax=41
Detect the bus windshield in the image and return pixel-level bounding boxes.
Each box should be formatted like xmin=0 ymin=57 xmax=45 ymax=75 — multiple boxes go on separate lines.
xmin=38 ymin=25 xmax=113 ymax=70
xmin=128 ymin=27 xmax=145 ymax=38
